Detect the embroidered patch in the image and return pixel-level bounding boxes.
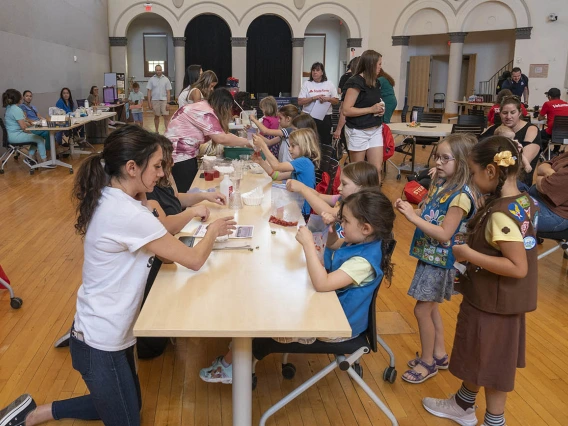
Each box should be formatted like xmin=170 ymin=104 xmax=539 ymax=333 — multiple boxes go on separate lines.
xmin=439 ymin=193 xmax=450 ymax=203
xmin=523 ymin=236 xmax=536 ymax=250
xmin=521 ymin=221 xmax=530 ymax=237
xmin=508 ymin=203 xmax=525 ymax=221
xmin=502 ymin=227 xmax=511 ymax=234
xmin=516 ymin=195 xmax=530 ymax=209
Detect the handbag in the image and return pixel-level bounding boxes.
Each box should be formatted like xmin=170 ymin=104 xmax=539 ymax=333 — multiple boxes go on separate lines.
xmin=403 ymin=180 xmax=428 ymax=204
xmin=382 ymin=124 xmax=395 ymax=161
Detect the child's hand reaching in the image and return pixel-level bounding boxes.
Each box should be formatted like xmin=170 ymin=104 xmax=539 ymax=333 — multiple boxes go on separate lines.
xmin=252 ymin=134 xmax=265 ymax=149
xmin=428 ymin=167 xmax=437 ymax=178
xmin=295 ymin=226 xmax=313 ymax=246
xmin=395 ymin=198 xmax=417 ymax=221
xmin=321 ymin=211 xmax=337 ymax=225
xmin=452 ymin=244 xmax=471 ymax=263
xmin=286 ymin=179 xmax=305 ymax=193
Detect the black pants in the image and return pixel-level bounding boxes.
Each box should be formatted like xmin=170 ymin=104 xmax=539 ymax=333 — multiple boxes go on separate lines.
xmin=314 ymin=115 xmax=332 ymax=145
xmin=171 ymin=157 xmax=198 ymax=193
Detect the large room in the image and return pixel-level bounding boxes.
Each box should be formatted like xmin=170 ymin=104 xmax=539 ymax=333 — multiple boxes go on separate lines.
xmin=1 ymin=1 xmax=568 ymax=425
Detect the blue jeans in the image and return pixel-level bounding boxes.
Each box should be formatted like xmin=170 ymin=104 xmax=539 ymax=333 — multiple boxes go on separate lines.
xmin=51 ymin=335 xmax=142 ymax=426
xmin=529 ymin=186 xmax=568 ymax=233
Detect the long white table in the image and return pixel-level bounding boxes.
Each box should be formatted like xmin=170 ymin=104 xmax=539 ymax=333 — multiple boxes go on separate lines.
xmin=388 ymin=123 xmax=454 ymax=173
xmin=134 ymin=172 xmax=351 ymax=426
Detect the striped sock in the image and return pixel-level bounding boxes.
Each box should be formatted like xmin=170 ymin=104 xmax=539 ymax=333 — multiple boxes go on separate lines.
xmin=484 ymin=411 xmax=505 ymax=426
xmin=455 ymin=383 xmax=478 ymax=410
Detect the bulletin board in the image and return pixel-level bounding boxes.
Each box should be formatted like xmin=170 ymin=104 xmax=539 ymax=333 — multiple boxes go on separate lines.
xmin=529 ymin=64 xmax=549 ymax=78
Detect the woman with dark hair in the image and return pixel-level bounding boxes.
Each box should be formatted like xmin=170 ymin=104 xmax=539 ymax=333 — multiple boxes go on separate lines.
xmin=55 ymin=87 xmax=83 ymax=145
xmin=487 ymin=89 xmax=528 ymax=125
xmin=87 ymin=86 xmax=100 ymax=106
xmin=2 ymin=89 xmax=52 ymax=168
xmin=178 ymin=70 xmax=218 ymax=108
xmin=341 ymin=50 xmax=385 ymax=177
xmin=20 ymin=90 xmax=44 ymax=122
xmin=165 ymin=88 xmax=250 ymax=192
xmin=377 ymin=68 xmax=397 ymax=124
xmin=298 ymin=61 xmax=339 ymax=145
xmin=178 ymin=65 xmax=204 ymax=108
xmin=0 ymin=125 xmax=236 ymax=426
xmin=338 ymin=56 xmax=360 ymax=95
xmin=480 ymin=95 xmax=541 ymax=187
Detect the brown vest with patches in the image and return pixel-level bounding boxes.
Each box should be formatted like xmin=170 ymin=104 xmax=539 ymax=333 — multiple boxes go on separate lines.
xmin=455 ymin=193 xmax=538 ymax=314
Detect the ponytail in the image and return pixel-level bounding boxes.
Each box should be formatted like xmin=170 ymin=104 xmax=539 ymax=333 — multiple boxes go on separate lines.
xmin=73 ymin=125 xmax=161 ymax=236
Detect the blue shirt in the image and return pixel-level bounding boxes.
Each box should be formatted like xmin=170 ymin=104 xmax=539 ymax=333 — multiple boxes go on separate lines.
xmin=56 ymin=98 xmax=75 ymax=114
xmin=502 ymin=74 xmax=528 ymax=98
xmin=4 ymin=105 xmax=25 ymax=135
xmin=290 ymin=156 xmax=315 ymax=215
xmin=19 ymin=104 xmax=40 ymax=121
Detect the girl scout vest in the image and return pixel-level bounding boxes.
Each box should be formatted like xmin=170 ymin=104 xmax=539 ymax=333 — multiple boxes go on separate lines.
xmin=455 ymin=193 xmax=538 ymax=314
xmin=324 ymin=240 xmax=384 ymax=336
xmin=410 ymin=183 xmax=475 ymax=269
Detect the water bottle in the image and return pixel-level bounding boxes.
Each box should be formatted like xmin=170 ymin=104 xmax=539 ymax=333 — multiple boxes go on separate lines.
xmin=84 ymin=99 xmax=89 ymax=109
xmin=220 ymin=174 xmax=234 ymax=200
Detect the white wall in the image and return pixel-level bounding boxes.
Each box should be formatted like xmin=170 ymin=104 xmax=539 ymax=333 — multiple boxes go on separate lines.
xmin=429 ymin=56 xmax=449 ymax=108
xmin=304 ymin=18 xmax=345 ymax=87
xmin=126 ymin=14 xmax=175 ymax=94
xmin=0 ymin=0 xmax=109 ymax=115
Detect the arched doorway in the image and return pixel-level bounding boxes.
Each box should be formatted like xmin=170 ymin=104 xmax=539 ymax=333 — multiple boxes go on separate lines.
xmin=185 ymin=14 xmax=232 ymax=90
xmin=246 ymin=15 xmax=292 ymax=97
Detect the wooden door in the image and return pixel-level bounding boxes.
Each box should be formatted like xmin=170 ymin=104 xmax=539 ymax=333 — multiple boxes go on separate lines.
xmin=407 ymin=56 xmax=432 ymax=111
xmin=466 ymin=53 xmax=477 ymax=97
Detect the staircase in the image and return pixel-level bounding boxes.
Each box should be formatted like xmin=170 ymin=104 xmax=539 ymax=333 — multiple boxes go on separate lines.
xmin=477 ymin=60 xmax=514 ymax=102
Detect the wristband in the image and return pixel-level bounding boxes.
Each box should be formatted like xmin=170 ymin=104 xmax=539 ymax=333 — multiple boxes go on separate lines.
xmin=272 ymin=171 xmax=279 ymax=181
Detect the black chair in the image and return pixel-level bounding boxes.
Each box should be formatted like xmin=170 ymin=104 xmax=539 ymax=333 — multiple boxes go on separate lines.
xmin=0 ymin=118 xmax=38 ymax=175
xmin=468 ymin=109 xmax=485 ymax=117
xmin=316 ymin=145 xmax=340 ymax=193
xmin=458 ymin=114 xmax=486 ymax=127
xmin=257 ymin=93 xmax=268 ymax=101
xmin=537 ymin=229 xmax=568 ymax=260
xmin=452 ymin=124 xmax=484 ymax=137
xmin=76 ymin=99 xmax=87 ymax=108
xmin=521 ymin=115 xmax=531 ymax=123
xmin=280 ymin=92 xmax=291 ymax=97
xmin=415 ymin=113 xmax=443 ymax=165
xmin=493 ymin=114 xmax=502 ymax=127
xmin=252 ymin=240 xmax=398 ymax=426
xmin=400 ymin=105 xmax=409 ymax=123
xmin=410 ymin=106 xmax=424 ymax=122
xmin=542 ymin=116 xmax=568 ymax=160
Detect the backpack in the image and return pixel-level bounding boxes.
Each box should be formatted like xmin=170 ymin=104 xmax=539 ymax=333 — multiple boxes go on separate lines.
xmin=382 ymin=124 xmax=395 ymax=161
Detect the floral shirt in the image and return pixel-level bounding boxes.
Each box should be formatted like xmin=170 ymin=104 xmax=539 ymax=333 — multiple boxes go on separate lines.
xmin=165 ymin=101 xmax=224 ymax=164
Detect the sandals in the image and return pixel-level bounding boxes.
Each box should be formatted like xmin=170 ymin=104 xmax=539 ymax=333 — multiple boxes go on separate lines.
xmin=402 ymin=358 xmax=438 ymax=384
xmin=408 ymin=351 xmax=449 ymax=370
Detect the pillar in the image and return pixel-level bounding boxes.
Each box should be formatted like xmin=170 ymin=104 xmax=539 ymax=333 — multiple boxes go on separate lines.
xmin=291 ymin=38 xmax=305 ymax=97
xmin=346 ymin=38 xmax=363 ymax=64
xmin=173 ymin=37 xmax=186 ymax=98
xmin=231 ymin=37 xmax=247 ymax=92
xmin=445 ymin=32 xmax=468 ymax=115
xmin=392 ymin=36 xmax=410 ymax=109
xmin=513 ymin=27 xmax=533 ymax=101
xmin=109 ymin=37 xmax=127 ymax=75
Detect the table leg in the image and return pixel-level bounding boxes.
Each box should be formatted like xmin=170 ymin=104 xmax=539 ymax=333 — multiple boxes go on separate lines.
xmin=411 ymin=136 xmax=416 ymax=174
xmin=232 ymin=337 xmax=252 ymax=426
xmin=31 ymin=132 xmax=73 ymax=171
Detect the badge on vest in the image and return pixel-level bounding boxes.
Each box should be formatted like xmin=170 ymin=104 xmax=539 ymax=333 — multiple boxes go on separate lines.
xmin=521 ymin=221 xmax=530 ymax=237
xmin=523 ymin=236 xmax=536 ymax=250
xmin=508 ymin=203 xmax=525 ymax=221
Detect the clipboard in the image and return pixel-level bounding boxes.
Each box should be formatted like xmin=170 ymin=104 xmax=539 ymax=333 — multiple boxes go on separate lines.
xmin=309 ymin=101 xmax=331 ymax=121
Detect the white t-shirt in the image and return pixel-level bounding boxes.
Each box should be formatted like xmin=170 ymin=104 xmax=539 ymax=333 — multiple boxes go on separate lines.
xmin=74 ymin=187 xmax=167 ymax=351
xmin=298 ymin=80 xmax=338 ymax=116
xmin=178 ymin=87 xmax=203 ymax=108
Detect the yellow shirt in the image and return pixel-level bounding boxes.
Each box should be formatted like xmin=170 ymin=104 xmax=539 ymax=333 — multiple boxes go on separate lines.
xmin=339 ymin=257 xmax=376 ymax=286
xmin=485 ymin=212 xmax=523 ymax=250
xmin=448 ymin=192 xmax=473 ymax=216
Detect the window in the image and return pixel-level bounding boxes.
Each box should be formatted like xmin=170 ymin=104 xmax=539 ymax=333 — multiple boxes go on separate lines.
xmin=303 ymin=34 xmax=326 ymax=78
xmin=143 ymin=33 xmax=168 ymax=77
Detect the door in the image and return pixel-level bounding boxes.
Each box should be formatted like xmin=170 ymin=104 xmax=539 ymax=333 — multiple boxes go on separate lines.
xmin=465 ymin=54 xmax=477 ymax=97
xmin=407 ymin=56 xmax=432 ymax=111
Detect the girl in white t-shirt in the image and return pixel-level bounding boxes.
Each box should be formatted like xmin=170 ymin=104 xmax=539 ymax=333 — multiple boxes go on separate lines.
xmin=0 ymin=125 xmax=236 ymax=426
xmin=178 ymin=70 xmax=217 ymax=108
xmin=298 ymin=62 xmax=339 ymax=145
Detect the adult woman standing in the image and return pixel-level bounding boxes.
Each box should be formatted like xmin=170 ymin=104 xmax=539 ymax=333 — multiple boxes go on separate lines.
xmin=87 ymin=86 xmax=100 ymax=106
xmin=178 ymin=70 xmax=218 ymax=108
xmin=165 ymin=88 xmax=249 ymax=192
xmin=178 ymin=64 xmax=203 ymax=108
xmin=481 ymin=95 xmax=542 ymax=186
xmin=377 ymin=69 xmax=397 ymax=124
xmin=298 ymin=62 xmax=339 ymax=145
xmin=341 ymin=50 xmax=385 ymax=176
xmin=2 ymin=89 xmax=52 ymax=168
xmin=0 ymin=126 xmax=235 ymax=426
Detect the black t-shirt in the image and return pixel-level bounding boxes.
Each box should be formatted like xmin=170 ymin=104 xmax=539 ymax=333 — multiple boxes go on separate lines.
xmin=146 ymin=185 xmax=183 ymax=216
xmin=338 ymin=71 xmax=352 ymax=92
xmin=343 ymin=74 xmax=382 ymax=130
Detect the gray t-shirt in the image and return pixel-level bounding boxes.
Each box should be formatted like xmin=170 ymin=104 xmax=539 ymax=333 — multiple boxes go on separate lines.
xmin=147 ymin=75 xmax=172 ymax=100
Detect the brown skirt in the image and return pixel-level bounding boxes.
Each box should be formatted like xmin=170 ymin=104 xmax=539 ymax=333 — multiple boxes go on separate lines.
xmin=449 ymin=299 xmax=526 ymax=392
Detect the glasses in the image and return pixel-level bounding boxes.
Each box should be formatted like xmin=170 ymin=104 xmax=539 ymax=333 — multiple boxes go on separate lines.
xmin=435 ymin=154 xmax=456 ymax=164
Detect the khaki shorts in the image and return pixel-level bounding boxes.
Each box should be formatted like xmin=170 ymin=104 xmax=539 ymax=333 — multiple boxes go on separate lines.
xmin=151 ymin=100 xmax=169 ymax=116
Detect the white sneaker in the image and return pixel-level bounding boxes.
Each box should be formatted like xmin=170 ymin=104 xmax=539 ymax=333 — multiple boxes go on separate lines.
xmin=422 ymin=394 xmax=478 ymax=426
xmin=199 ymin=356 xmax=232 ymax=384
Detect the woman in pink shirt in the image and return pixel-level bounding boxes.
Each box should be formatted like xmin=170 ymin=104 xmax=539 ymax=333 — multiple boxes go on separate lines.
xmin=165 ymin=88 xmax=249 ymax=192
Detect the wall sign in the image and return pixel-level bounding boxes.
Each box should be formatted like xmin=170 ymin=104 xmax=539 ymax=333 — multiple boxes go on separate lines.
xmin=529 ymin=64 xmax=549 ymax=78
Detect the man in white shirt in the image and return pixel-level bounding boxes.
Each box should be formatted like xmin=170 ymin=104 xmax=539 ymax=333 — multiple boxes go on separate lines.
xmin=146 ymin=65 xmax=172 ymax=133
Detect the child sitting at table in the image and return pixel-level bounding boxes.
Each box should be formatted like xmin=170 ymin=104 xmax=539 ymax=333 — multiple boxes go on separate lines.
xmin=128 ymin=82 xmax=145 ymax=126
xmin=253 ymin=128 xmax=320 ymax=219
xmin=250 ymin=104 xmax=299 ymax=163
xmin=257 ymin=96 xmax=280 ymax=156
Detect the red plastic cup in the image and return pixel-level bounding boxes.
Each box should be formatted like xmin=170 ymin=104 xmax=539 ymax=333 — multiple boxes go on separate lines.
xmin=213 ymin=170 xmax=220 ymax=178
xmin=204 ymin=171 xmax=214 ymax=181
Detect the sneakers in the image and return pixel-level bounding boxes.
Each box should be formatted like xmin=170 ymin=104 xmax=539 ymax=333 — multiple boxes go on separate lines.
xmin=422 ymin=394 xmax=477 ymax=426
xmin=199 ymin=356 xmax=232 ymax=384
xmin=0 ymin=394 xmax=36 ymax=426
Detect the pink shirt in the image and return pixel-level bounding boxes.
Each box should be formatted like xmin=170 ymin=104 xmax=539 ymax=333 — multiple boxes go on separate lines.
xmin=261 ymin=115 xmax=279 ymax=132
xmin=165 ymin=101 xmax=224 ymax=163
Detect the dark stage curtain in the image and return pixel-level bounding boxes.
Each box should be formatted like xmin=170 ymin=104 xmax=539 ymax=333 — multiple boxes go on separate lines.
xmin=185 ymin=15 xmax=232 ymax=89
xmin=246 ymin=15 xmax=292 ymax=97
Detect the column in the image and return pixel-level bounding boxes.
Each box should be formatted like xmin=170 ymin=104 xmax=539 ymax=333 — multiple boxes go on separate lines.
xmin=231 ymin=37 xmax=247 ymax=92
xmin=392 ymin=36 xmax=410 ymax=110
xmin=346 ymin=38 xmax=363 ymax=63
xmin=513 ymin=27 xmax=533 ymax=98
xmin=445 ymin=32 xmax=468 ymax=115
xmin=173 ymin=37 xmax=186 ymax=98
xmin=291 ymin=38 xmax=305 ymax=96
xmin=109 ymin=37 xmax=127 ymax=75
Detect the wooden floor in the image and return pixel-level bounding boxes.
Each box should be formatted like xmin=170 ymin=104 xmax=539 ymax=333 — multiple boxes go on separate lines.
xmin=1 ymin=118 xmax=567 ymax=425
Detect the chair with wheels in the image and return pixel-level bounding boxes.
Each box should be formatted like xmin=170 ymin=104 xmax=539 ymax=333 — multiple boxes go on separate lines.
xmin=252 ymin=240 xmax=399 ymax=426
xmin=537 ymin=229 xmax=568 ymax=260
xmin=417 ymin=113 xmax=443 ymax=166
xmin=542 ymin=116 xmax=568 ymax=160
xmin=0 ymin=264 xmax=23 ymax=309
xmin=0 ymin=118 xmax=38 ymax=175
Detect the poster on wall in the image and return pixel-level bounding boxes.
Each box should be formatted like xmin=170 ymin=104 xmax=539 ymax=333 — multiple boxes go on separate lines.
xmin=529 ymin=64 xmax=549 ymax=78
xmin=116 ymin=73 xmax=126 ymax=99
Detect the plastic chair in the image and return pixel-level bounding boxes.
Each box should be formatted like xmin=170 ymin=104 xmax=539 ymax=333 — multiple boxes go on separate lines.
xmin=537 ymin=229 xmax=568 ymax=260
xmin=0 ymin=264 xmax=23 ymax=309
xmin=252 ymin=240 xmax=399 ymax=426
xmin=0 ymin=118 xmax=38 ymax=175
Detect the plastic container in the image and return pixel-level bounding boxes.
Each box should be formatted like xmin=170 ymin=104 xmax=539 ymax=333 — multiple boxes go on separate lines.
xmin=224 ymin=147 xmax=254 ymax=159
xmin=220 ymin=174 xmax=234 ymax=200
xmin=242 ymin=187 xmax=264 ymax=206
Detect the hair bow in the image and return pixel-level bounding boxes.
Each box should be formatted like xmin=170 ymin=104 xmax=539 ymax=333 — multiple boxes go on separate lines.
xmin=493 ymin=150 xmax=516 ymax=167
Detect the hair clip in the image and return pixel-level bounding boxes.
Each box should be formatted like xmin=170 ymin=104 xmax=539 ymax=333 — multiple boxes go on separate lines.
xmin=494 ymin=150 xmax=516 ymax=167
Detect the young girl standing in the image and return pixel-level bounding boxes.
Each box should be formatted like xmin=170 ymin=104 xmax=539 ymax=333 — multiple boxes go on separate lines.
xmin=250 ymin=104 xmax=299 ymax=163
xmin=395 ymin=133 xmax=477 ymax=384
xmin=422 ymin=136 xmax=538 ymax=426
xmin=257 ymin=96 xmax=281 ymax=156
xmin=253 ymin=128 xmax=320 ymax=219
